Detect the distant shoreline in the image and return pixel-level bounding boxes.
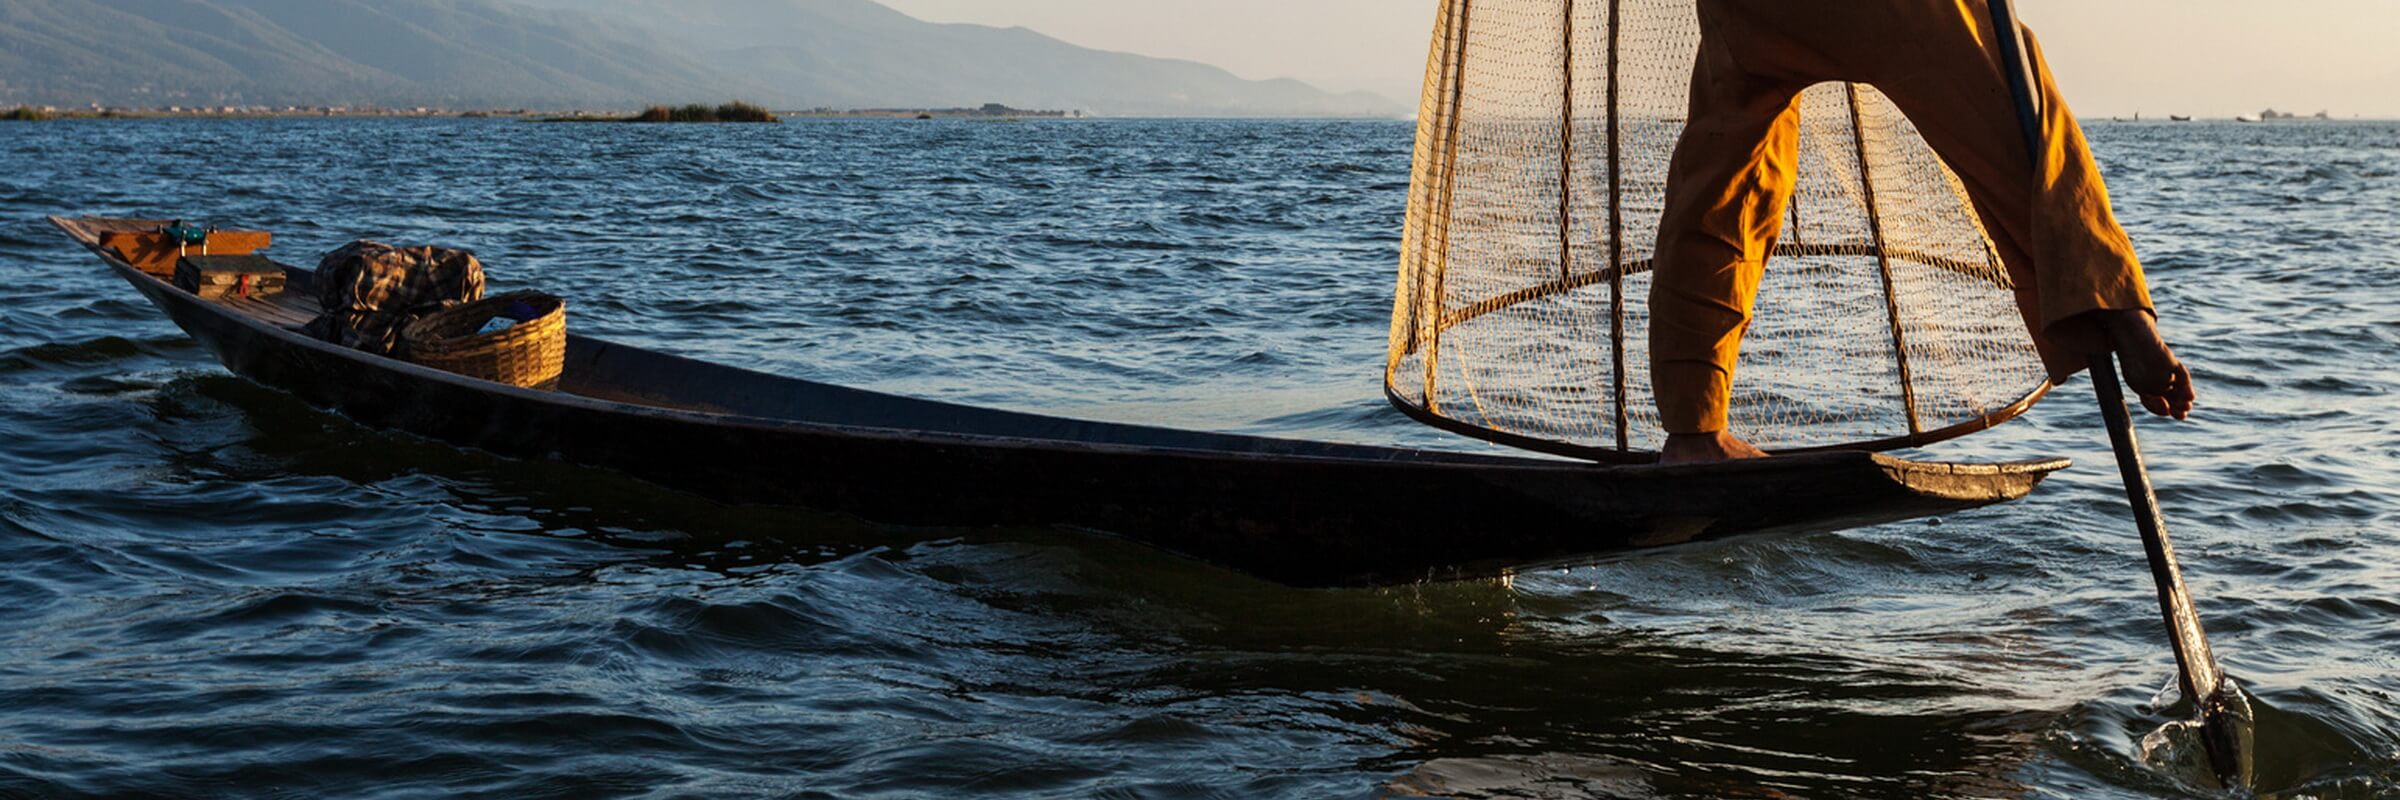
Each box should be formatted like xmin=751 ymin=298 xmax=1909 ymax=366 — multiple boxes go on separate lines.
xmin=0 ymin=103 xmax=1429 ymax=122
xmin=788 ymin=103 xmax=1084 ymax=120
xmin=2086 ymin=116 xmax=2387 ymax=123
xmin=0 ymin=102 xmax=1092 ymax=121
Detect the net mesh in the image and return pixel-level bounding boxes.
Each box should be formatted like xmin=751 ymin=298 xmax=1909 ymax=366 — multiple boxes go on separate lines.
xmin=1389 ymin=0 xmax=2050 ymax=461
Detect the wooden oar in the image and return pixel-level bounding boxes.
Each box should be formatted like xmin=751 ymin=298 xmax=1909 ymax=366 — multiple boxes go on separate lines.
xmin=1984 ymin=0 xmax=2251 ymax=789
xmin=2089 ymin=354 xmax=2250 ymax=786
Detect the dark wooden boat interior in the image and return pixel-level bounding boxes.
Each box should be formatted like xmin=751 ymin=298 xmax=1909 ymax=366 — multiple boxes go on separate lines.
xmin=54 ymin=217 xmax=1540 ymax=465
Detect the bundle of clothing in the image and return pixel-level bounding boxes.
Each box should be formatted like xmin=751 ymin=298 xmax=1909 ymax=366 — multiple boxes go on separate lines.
xmin=303 ymin=241 xmax=486 ymax=356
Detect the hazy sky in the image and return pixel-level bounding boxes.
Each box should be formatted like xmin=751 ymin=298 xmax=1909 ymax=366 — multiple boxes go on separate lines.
xmin=878 ymin=0 xmax=2400 ymax=118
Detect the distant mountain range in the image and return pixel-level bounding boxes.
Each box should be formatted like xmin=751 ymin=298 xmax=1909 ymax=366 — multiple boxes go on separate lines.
xmin=0 ymin=0 xmax=1404 ymax=116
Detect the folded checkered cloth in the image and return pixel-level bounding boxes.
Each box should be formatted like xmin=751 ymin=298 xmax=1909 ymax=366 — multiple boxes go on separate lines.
xmin=304 ymin=240 xmax=486 ymax=356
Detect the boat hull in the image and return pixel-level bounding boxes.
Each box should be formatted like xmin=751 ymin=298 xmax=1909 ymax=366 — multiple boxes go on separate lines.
xmin=57 ymin=217 xmax=2068 ymax=587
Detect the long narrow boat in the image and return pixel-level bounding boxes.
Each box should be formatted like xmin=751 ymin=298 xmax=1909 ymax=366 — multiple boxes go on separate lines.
xmin=51 ymin=217 xmax=2067 ymax=587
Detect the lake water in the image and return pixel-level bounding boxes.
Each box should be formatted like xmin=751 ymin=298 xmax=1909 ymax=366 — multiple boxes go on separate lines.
xmin=0 ymin=117 xmax=2393 ymax=798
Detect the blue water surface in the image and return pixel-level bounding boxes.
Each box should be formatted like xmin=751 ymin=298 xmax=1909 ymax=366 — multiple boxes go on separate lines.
xmin=0 ymin=117 xmax=2394 ymax=798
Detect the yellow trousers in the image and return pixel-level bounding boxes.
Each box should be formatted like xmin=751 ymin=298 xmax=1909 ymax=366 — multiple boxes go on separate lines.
xmin=1650 ymin=0 xmax=2153 ymax=434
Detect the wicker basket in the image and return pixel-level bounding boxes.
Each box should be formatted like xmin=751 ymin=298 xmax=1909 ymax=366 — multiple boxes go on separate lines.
xmin=403 ymin=291 xmax=567 ymax=388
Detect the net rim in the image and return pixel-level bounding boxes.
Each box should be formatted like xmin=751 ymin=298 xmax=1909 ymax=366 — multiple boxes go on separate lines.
xmin=1385 ymin=380 xmax=2053 ymax=464
xmin=1391 ymin=241 xmax=2049 ymax=461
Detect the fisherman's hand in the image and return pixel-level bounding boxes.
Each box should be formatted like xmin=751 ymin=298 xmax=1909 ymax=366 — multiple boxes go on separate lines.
xmin=2071 ymin=308 xmax=2196 ymax=420
xmin=2131 ymin=359 xmax=2195 ymax=420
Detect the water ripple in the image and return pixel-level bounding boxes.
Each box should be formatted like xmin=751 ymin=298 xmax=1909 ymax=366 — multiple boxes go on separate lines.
xmin=0 ymin=118 xmax=2392 ymax=798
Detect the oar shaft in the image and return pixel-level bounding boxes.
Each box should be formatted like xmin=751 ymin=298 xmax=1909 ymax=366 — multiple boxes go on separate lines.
xmin=2086 ymin=354 xmax=2223 ymax=700
xmin=1986 ymin=0 xmax=2046 ymax=164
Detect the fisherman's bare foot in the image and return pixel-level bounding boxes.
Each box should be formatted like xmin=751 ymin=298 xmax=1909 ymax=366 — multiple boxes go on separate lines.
xmin=1659 ymin=431 xmax=1770 ymax=465
xmin=2063 ymin=309 xmax=2196 ymax=420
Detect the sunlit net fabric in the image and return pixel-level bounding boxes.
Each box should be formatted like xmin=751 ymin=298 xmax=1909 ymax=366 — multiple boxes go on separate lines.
xmin=1388 ymin=0 xmax=2050 ymax=461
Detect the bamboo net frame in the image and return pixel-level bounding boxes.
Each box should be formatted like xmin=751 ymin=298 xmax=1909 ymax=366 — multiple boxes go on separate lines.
xmin=1387 ymin=0 xmax=2051 ymax=462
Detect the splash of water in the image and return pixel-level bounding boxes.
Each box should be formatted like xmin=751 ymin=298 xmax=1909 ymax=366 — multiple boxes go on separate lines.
xmin=2141 ymin=676 xmax=2259 ymax=794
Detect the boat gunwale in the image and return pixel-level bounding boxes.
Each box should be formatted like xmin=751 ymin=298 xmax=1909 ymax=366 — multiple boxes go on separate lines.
xmin=49 ymin=215 xmax=2069 ymax=487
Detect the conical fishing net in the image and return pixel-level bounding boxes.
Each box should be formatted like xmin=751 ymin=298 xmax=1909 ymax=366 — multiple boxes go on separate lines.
xmin=1388 ymin=0 xmax=2052 ymax=461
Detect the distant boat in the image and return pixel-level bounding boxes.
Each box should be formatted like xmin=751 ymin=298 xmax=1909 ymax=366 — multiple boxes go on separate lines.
xmin=2235 ymin=114 xmax=2262 ymax=123
xmin=2169 ymin=115 xmax=2193 ymax=122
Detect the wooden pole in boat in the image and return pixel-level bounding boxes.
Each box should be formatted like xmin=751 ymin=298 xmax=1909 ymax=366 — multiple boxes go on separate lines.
xmin=1985 ymin=0 xmax=2249 ymax=789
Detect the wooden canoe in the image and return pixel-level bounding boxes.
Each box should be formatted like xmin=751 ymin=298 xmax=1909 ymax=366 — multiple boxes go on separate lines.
xmin=50 ymin=216 xmax=2069 ymax=587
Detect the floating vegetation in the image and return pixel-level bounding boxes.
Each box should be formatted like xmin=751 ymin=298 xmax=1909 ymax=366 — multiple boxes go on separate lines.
xmin=539 ymin=102 xmax=779 ymax=124
xmin=630 ymin=102 xmax=778 ymax=123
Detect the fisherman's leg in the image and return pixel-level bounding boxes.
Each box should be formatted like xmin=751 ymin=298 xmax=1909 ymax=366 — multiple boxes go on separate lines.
xmin=1864 ymin=4 xmax=2191 ymax=415
xmin=1651 ymin=7 xmax=1807 ymax=462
